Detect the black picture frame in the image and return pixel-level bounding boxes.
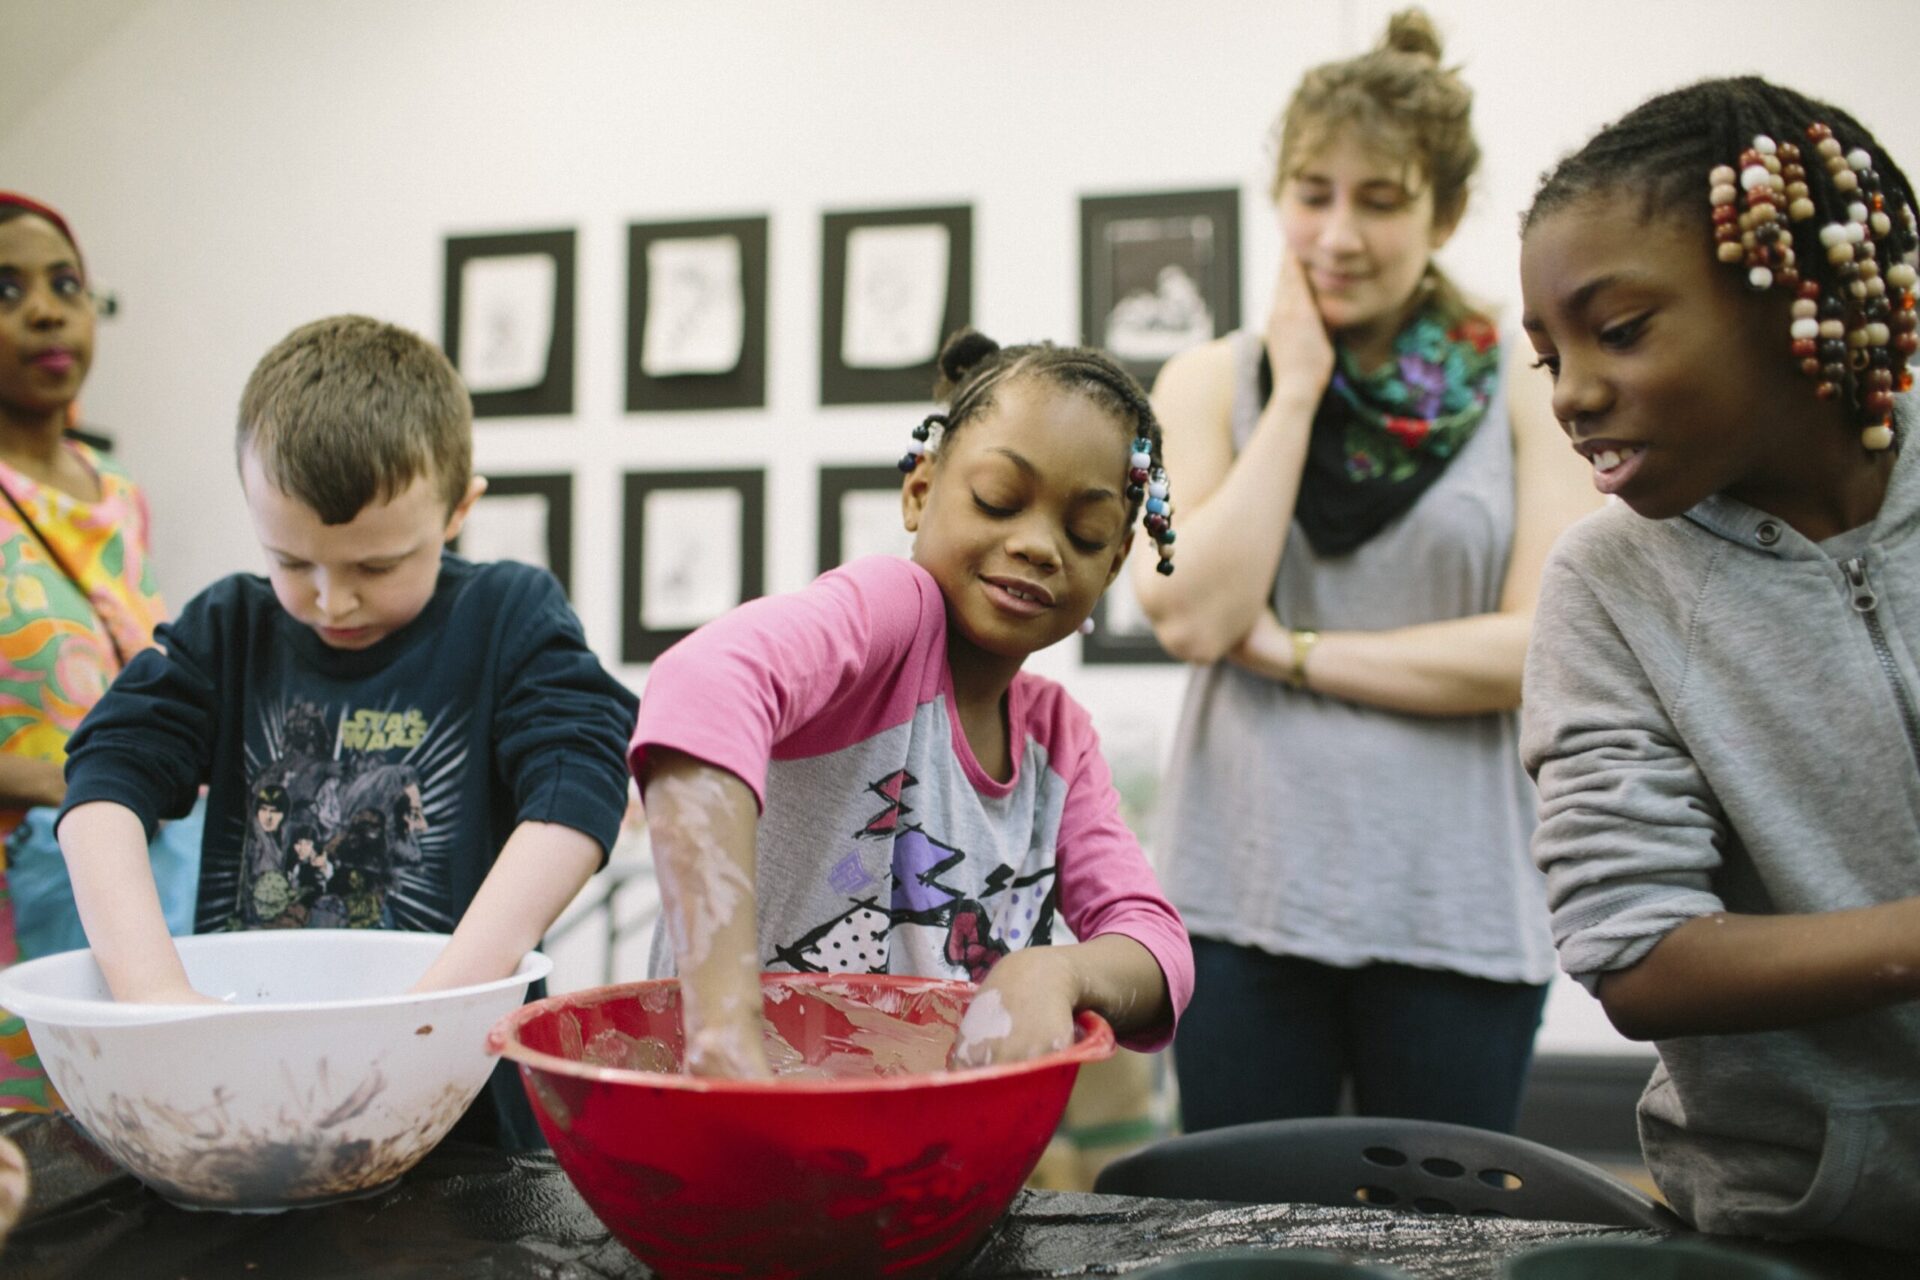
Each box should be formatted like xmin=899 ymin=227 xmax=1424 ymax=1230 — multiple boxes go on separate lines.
xmin=1080 ymin=189 xmax=1240 ymax=389
xmin=820 ymin=204 xmax=972 ymax=405
xmin=625 ymin=215 xmax=769 ymax=412
xmin=816 ymin=464 xmax=912 ymax=576
xmin=442 ymin=228 xmax=577 ymax=418
xmin=621 ymin=469 xmax=766 ymax=664
xmin=1081 ymin=547 xmax=1180 ymax=666
xmin=451 ymin=472 xmax=573 ymax=597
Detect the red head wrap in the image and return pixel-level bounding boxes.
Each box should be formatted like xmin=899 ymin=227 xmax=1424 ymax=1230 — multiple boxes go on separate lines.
xmin=0 ymin=192 xmax=84 ymax=273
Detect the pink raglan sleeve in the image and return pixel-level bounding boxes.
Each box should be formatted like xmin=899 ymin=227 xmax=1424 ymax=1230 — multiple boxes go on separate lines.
xmin=1050 ymin=703 xmax=1194 ymax=1053
xmin=629 ymin=557 xmax=936 ymax=809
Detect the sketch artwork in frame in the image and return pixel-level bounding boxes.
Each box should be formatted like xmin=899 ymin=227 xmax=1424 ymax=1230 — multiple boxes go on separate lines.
xmin=1081 ymin=189 xmax=1240 ymax=389
xmin=817 ymin=465 xmax=914 ymax=576
xmin=1082 ymin=543 xmax=1179 ymax=665
xmin=622 ymin=470 xmax=766 ymax=664
xmin=626 ymin=215 xmax=769 ymax=412
xmin=820 ymin=205 xmax=972 ymax=405
xmin=451 ymin=472 xmax=573 ymax=598
xmin=443 ymin=228 xmax=577 ymax=418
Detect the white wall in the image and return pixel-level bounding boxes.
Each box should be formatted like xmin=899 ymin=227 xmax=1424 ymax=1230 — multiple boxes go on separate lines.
xmin=7 ymin=0 xmax=1913 ymax=1054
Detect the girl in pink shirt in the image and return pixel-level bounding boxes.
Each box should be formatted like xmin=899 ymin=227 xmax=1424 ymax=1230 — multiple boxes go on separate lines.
xmin=632 ymin=330 xmax=1193 ymax=1077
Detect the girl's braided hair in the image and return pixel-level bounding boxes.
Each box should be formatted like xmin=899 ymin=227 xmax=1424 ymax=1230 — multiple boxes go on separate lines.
xmin=1526 ymin=77 xmax=1919 ymax=446
xmin=903 ymin=329 xmax=1177 ymax=572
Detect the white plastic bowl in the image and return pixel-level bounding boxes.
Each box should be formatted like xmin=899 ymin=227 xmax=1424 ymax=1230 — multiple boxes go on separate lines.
xmin=0 ymin=930 xmax=551 ymax=1211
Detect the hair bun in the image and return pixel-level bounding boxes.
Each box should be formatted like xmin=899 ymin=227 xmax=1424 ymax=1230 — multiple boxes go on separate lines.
xmin=1380 ymin=7 xmax=1444 ymax=62
xmin=933 ymin=328 xmax=1001 ymax=399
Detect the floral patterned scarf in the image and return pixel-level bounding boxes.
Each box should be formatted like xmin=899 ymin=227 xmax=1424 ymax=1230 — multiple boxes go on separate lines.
xmin=1266 ymin=304 xmax=1502 ymax=556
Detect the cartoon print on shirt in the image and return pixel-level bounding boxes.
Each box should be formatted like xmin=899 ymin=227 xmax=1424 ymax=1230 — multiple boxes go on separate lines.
xmin=859 ymin=766 xmax=916 ymax=836
xmin=207 ymin=696 xmax=470 ymax=934
xmin=772 ymin=898 xmax=893 ymax=973
xmin=996 ymin=870 xmax=1056 ymax=950
xmin=942 ymin=898 xmax=1005 ymax=982
xmin=245 ymin=783 xmax=291 ymax=881
xmin=889 ymin=825 xmax=971 ymax=922
xmin=768 ymin=768 xmax=1057 ymax=981
xmin=287 ymin=820 xmax=333 ymax=903
xmin=939 ymin=866 xmax=1059 ymax=981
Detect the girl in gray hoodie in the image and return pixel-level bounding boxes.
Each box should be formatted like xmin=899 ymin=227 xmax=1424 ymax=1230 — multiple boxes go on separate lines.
xmin=1517 ymin=77 xmax=1920 ymax=1249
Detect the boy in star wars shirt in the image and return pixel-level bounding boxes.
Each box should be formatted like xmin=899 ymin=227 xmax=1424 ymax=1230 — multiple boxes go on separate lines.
xmin=57 ymin=316 xmax=636 ymax=1148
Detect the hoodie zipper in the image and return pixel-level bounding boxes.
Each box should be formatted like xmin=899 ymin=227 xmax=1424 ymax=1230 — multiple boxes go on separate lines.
xmin=1841 ymin=555 xmax=1920 ymax=770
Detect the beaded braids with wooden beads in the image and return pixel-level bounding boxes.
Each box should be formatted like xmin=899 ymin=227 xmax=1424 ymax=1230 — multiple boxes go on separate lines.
xmin=898 ymin=329 xmax=1177 ymax=575
xmin=1524 ymin=76 xmax=1919 ymax=452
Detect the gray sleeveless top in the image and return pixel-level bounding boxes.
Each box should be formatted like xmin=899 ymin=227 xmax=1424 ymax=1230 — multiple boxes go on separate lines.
xmin=1155 ymin=328 xmax=1554 ymax=984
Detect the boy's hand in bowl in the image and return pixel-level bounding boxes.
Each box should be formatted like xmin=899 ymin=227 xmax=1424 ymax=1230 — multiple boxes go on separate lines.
xmin=124 ymin=978 xmax=225 ymax=1006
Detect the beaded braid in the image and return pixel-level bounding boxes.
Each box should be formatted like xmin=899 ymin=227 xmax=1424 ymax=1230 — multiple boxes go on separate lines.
xmin=898 ymin=331 xmax=1178 ymax=574
xmin=1526 ymin=77 xmax=1919 ymax=451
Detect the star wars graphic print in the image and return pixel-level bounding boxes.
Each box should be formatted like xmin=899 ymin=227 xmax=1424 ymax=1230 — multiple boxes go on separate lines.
xmin=770 ymin=768 xmax=1057 ymax=981
xmin=208 ymin=697 xmax=468 ymax=933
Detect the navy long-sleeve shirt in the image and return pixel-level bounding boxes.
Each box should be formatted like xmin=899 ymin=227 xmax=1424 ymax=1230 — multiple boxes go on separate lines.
xmin=62 ymin=553 xmax=638 ymax=1148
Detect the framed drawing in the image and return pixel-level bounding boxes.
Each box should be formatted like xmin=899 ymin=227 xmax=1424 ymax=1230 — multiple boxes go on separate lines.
xmin=452 ymin=472 xmax=573 ymax=597
xmin=443 ymin=228 xmax=577 ymax=418
xmin=621 ymin=469 xmax=766 ymax=663
xmin=817 ymin=465 xmax=913 ymax=575
xmin=820 ymin=204 xmax=971 ymax=405
xmin=1080 ymin=189 xmax=1240 ymax=389
xmin=1081 ymin=543 xmax=1179 ymax=665
xmin=626 ymin=215 xmax=769 ymax=412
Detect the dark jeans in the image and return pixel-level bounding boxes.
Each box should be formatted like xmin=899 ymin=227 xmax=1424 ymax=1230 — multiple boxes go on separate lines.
xmin=1174 ymin=938 xmax=1549 ymax=1135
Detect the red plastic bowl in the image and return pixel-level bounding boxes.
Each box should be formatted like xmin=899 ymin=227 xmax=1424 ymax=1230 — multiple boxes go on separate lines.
xmin=488 ymin=973 xmax=1113 ymax=1279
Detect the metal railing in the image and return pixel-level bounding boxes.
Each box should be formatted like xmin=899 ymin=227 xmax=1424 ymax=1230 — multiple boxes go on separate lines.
xmin=541 ymin=854 xmax=661 ymax=987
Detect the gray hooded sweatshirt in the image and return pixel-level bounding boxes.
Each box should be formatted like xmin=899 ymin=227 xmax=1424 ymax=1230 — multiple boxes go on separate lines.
xmin=1521 ymin=414 xmax=1920 ymax=1249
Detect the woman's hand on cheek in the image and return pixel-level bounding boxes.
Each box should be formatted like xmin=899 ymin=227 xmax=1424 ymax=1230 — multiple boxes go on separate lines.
xmin=948 ymin=947 xmax=1078 ymax=1069
xmin=1266 ymin=249 xmax=1336 ymax=404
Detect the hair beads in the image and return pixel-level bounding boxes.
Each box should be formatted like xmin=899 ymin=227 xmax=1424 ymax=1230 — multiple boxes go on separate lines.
xmin=1129 ymin=438 xmax=1178 ymax=575
xmin=1713 ymin=126 xmax=1918 ymax=450
xmin=898 ymin=414 xmax=945 ymax=473
xmin=1711 ymin=133 xmax=1800 ymax=291
xmin=1530 ymin=80 xmax=1920 ymax=451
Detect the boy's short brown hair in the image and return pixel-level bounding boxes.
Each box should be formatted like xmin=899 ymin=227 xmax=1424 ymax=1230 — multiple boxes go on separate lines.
xmin=237 ymin=315 xmax=472 ymax=525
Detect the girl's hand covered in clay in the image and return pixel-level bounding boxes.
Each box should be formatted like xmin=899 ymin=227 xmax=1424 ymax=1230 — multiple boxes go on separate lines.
xmin=642 ymin=751 xmax=774 ymax=1079
xmin=948 ymin=947 xmax=1078 ymax=1069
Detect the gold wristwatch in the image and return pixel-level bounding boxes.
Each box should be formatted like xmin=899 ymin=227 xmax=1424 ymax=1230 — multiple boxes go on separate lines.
xmin=1286 ymin=628 xmax=1319 ymax=689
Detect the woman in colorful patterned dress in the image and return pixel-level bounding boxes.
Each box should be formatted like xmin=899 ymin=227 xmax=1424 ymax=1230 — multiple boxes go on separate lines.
xmin=1132 ymin=11 xmax=1597 ymax=1133
xmin=0 ymin=193 xmax=168 ymax=1113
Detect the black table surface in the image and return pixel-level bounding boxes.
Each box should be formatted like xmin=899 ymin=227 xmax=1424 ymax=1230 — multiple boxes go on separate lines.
xmin=0 ymin=1114 xmax=1910 ymax=1280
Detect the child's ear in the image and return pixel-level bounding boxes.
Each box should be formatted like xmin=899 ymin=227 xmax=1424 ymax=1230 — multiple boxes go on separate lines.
xmin=900 ymin=462 xmax=932 ymax=534
xmin=441 ymin=475 xmax=489 ymax=543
